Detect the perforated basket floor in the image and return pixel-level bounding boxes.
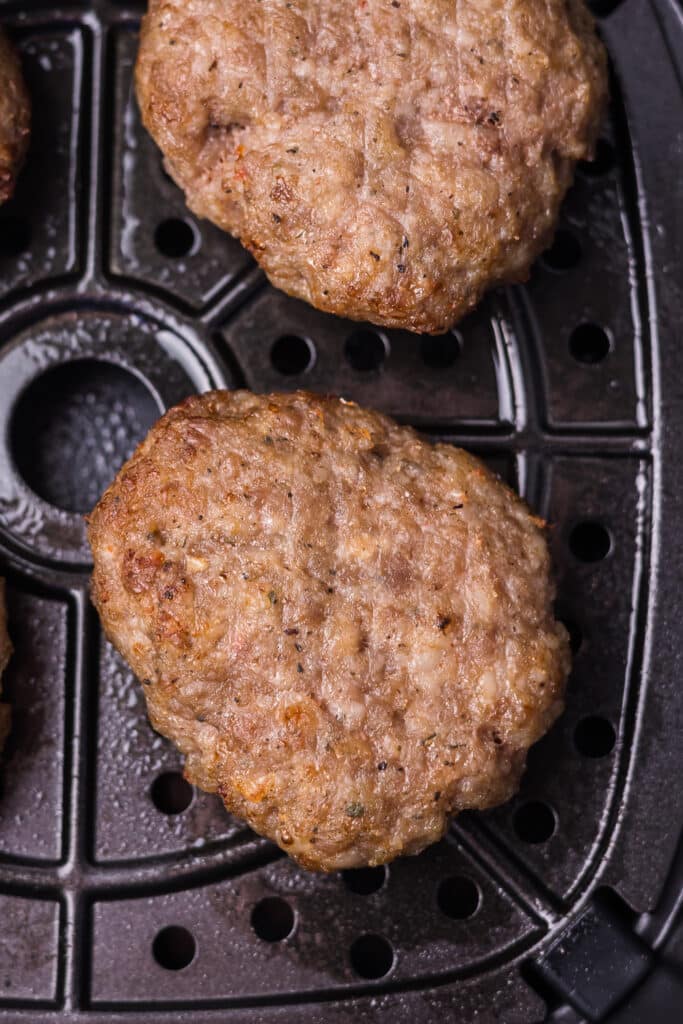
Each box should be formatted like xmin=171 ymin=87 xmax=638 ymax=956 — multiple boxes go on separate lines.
xmin=0 ymin=2 xmax=681 ymax=1022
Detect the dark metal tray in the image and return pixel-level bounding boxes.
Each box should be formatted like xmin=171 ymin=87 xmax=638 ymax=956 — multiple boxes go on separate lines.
xmin=0 ymin=1 xmax=681 ymax=1021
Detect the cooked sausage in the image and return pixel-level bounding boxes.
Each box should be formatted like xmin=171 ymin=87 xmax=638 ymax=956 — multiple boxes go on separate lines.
xmin=88 ymin=391 xmax=569 ymax=870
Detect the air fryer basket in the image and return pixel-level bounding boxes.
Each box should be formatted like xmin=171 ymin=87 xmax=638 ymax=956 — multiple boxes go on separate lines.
xmin=0 ymin=1 xmax=681 ymax=1021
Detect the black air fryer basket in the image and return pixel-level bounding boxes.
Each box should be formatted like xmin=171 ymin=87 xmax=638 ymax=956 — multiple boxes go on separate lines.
xmin=0 ymin=1 xmax=681 ymax=1021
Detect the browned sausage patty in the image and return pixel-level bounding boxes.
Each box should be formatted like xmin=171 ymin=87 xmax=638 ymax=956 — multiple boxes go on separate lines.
xmin=135 ymin=0 xmax=606 ymax=333
xmin=88 ymin=391 xmax=569 ymax=870
xmin=0 ymin=29 xmax=30 ymax=205
xmin=0 ymin=581 xmax=11 ymax=754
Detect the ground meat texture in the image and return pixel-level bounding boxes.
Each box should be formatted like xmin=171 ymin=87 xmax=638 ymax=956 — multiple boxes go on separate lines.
xmin=88 ymin=391 xmax=569 ymax=871
xmin=0 ymin=581 xmax=11 ymax=754
xmin=0 ymin=29 xmax=30 ymax=205
xmin=135 ymin=0 xmax=606 ymax=333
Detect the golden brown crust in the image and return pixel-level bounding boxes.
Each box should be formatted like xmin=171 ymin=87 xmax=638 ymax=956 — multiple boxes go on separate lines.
xmin=135 ymin=0 xmax=606 ymax=332
xmin=88 ymin=391 xmax=569 ymax=870
xmin=0 ymin=29 xmax=30 ymax=206
xmin=0 ymin=580 xmax=12 ymax=754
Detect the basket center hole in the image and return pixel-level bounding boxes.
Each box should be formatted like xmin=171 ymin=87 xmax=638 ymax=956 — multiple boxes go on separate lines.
xmin=10 ymin=359 xmax=160 ymax=514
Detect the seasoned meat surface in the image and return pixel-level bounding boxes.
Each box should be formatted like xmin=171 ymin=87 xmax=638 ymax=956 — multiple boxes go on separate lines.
xmin=0 ymin=29 xmax=29 ymax=205
xmin=89 ymin=391 xmax=569 ymax=870
xmin=136 ymin=0 xmax=606 ymax=332
xmin=0 ymin=581 xmax=11 ymax=754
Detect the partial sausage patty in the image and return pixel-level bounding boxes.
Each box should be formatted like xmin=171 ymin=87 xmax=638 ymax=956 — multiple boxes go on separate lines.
xmin=136 ymin=0 xmax=606 ymax=333
xmin=89 ymin=391 xmax=569 ymax=870
xmin=0 ymin=581 xmax=11 ymax=755
xmin=0 ymin=29 xmax=30 ymax=205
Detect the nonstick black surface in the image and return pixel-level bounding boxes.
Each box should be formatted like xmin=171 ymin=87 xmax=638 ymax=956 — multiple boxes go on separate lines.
xmin=0 ymin=2 xmax=681 ymax=1021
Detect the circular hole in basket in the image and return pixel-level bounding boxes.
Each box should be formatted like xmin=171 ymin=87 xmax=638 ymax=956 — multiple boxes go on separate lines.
xmin=0 ymin=214 xmax=31 ymax=259
xmin=349 ymin=934 xmax=394 ymax=978
xmin=420 ymin=331 xmax=462 ymax=369
xmin=437 ymin=876 xmax=481 ymax=919
xmin=270 ymin=334 xmax=315 ymax=375
xmin=569 ymin=521 xmax=612 ymax=563
xmin=574 ymin=716 xmax=617 ymax=758
xmin=541 ymin=230 xmax=582 ymax=272
xmin=561 ymin=617 xmax=583 ymax=655
xmin=342 ymin=865 xmax=387 ymax=895
xmin=554 ymin=606 xmax=583 ymax=655
xmin=345 ymin=330 xmax=388 ymax=372
xmin=587 ymin=1 xmax=626 ymax=18
xmin=251 ymin=897 xmax=295 ymax=942
xmin=578 ymin=138 xmax=616 ymax=177
xmin=152 ymin=926 xmax=196 ymax=971
xmin=154 ymin=217 xmax=198 ymax=259
xmin=150 ymin=772 xmax=193 ymax=815
xmin=513 ymin=801 xmax=557 ymax=844
xmin=569 ymin=323 xmax=611 ymax=364
xmin=10 ymin=359 xmax=161 ymax=514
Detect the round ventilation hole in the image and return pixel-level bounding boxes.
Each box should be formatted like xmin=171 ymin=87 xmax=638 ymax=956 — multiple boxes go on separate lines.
xmin=251 ymin=897 xmax=295 ymax=942
xmin=579 ymin=138 xmax=616 ymax=177
xmin=420 ymin=332 xmax=461 ymax=369
xmin=152 ymin=926 xmax=196 ymax=971
xmin=569 ymin=521 xmax=612 ymax=563
xmin=569 ymin=323 xmax=611 ymax=364
xmin=150 ymin=772 xmax=193 ymax=814
xmin=270 ymin=334 xmax=315 ymax=375
xmin=349 ymin=934 xmax=394 ymax=979
xmin=154 ymin=217 xmax=198 ymax=258
xmin=513 ymin=800 xmax=557 ymax=844
xmin=574 ymin=716 xmax=617 ymax=758
xmin=554 ymin=609 xmax=583 ymax=655
xmin=0 ymin=214 xmax=31 ymax=259
xmin=437 ymin=875 xmax=481 ymax=919
xmin=344 ymin=330 xmax=388 ymax=372
xmin=588 ymin=1 xmax=626 ymax=19
xmin=542 ymin=230 xmax=582 ymax=272
xmin=342 ymin=865 xmax=387 ymax=895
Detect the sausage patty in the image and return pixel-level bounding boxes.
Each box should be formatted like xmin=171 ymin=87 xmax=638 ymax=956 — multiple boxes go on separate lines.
xmin=136 ymin=0 xmax=606 ymax=333
xmin=88 ymin=391 xmax=569 ymax=870
xmin=0 ymin=29 xmax=30 ymax=205
xmin=0 ymin=581 xmax=11 ymax=755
